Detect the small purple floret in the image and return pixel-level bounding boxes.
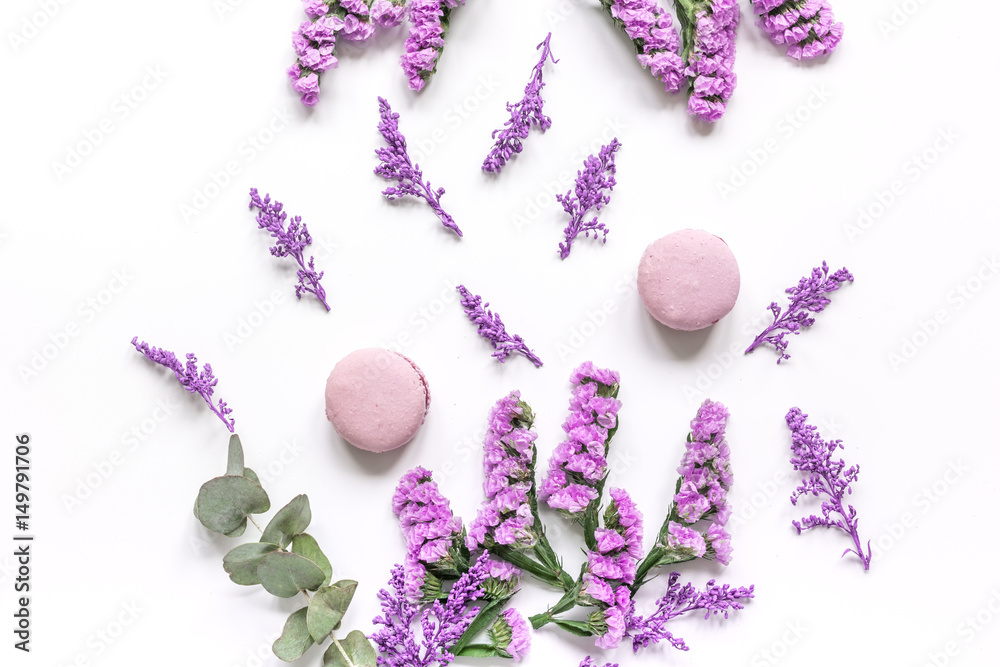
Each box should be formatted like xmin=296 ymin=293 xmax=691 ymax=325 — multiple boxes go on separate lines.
xmin=375 ymin=96 xmax=462 ymax=237
xmin=401 ymin=0 xmax=466 ymax=91
xmin=751 ymin=0 xmax=844 ymax=60
xmin=456 ymin=286 xmax=542 ymax=367
xmin=557 ymin=139 xmax=621 ymax=259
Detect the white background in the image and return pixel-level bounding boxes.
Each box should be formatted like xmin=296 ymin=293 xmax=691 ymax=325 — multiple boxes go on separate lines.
xmin=3 ymin=1 xmax=999 ymax=666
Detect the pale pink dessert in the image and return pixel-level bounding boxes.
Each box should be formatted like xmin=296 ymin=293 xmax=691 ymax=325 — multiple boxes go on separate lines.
xmin=638 ymin=229 xmax=740 ymax=331
xmin=325 ymin=348 xmax=431 ymax=453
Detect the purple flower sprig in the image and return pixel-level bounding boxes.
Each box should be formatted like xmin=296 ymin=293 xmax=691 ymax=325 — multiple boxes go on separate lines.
xmin=745 ymin=261 xmax=854 ymax=363
xmin=401 ymin=0 xmax=466 ymax=92
xmin=375 ymin=96 xmax=462 ymax=237
xmin=288 ymin=0 xmax=407 ymax=107
xmin=579 ymin=659 xmax=618 ymax=667
xmin=786 ymin=408 xmax=871 ymax=570
xmin=557 ymin=139 xmax=622 ymax=259
xmin=482 ymin=33 xmax=558 ymax=174
xmin=248 ymin=188 xmax=330 ymax=312
xmin=600 ymin=0 xmax=685 ymax=93
xmin=131 ymin=338 xmax=234 ymax=432
xmin=628 ymin=572 xmax=754 ymax=652
xmin=457 ymin=286 xmax=543 ymax=367
xmin=676 ymin=0 xmax=740 ymax=122
xmin=752 ymin=0 xmax=844 ymax=60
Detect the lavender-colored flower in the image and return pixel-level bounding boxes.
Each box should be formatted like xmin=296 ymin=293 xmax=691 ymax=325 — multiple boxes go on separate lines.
xmin=745 ymin=261 xmax=854 ymax=363
xmin=456 ymin=287 xmax=542 ymax=367
xmin=538 ymin=363 xmax=622 ymax=518
xmin=628 ymin=571 xmax=754 ymax=652
xmin=664 ymin=521 xmax=706 ymax=557
xmin=401 ymin=0 xmax=465 ymax=92
xmin=678 ymin=0 xmax=740 ymax=122
xmin=248 ymin=188 xmax=330 ymax=312
xmin=375 ymin=96 xmax=462 ymax=237
xmin=557 ymin=139 xmax=622 ymax=259
xmin=601 ymin=0 xmax=685 ymax=93
xmin=752 ymin=0 xmax=844 ymax=60
xmin=468 ymin=392 xmax=539 ymax=551
xmin=489 ymin=607 xmax=531 ymax=661
xmin=131 ymin=338 xmax=235 ymax=432
xmin=786 ymin=407 xmax=871 ymax=570
xmin=371 ymin=0 xmax=407 ymax=27
xmin=372 ymin=553 xmax=489 ymax=667
xmin=579 ymin=659 xmax=618 ymax=667
xmin=482 ymin=33 xmax=558 ymax=173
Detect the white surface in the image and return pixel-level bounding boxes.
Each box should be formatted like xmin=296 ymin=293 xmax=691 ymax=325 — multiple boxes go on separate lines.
xmin=2 ymin=1 xmax=999 ymax=666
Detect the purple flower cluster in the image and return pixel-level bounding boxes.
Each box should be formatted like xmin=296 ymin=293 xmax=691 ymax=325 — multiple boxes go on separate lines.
xmin=745 ymin=261 xmax=854 ymax=363
xmin=579 ymin=659 xmax=618 ymax=667
xmin=393 ymin=467 xmax=465 ymax=601
xmin=583 ymin=488 xmax=644 ymax=649
xmin=372 ymin=553 xmax=489 ymax=667
xmin=681 ymin=0 xmax=740 ymax=122
xmin=482 ymin=33 xmax=558 ymax=174
xmin=131 ymin=338 xmax=234 ymax=432
xmin=628 ymin=571 xmax=754 ymax=652
xmin=490 ymin=607 xmax=531 ymax=661
xmin=248 ymin=188 xmax=330 ymax=312
xmin=557 ymin=139 xmax=622 ymax=260
xmin=752 ymin=0 xmax=843 ymax=60
xmin=375 ymin=96 xmax=462 ymax=237
xmin=456 ymin=287 xmax=543 ymax=368
xmin=288 ymin=0 xmax=406 ymax=107
xmin=538 ymin=363 xmax=622 ymax=517
xmin=787 ymin=407 xmax=871 ymax=570
xmin=603 ymin=0 xmax=685 ymax=93
xmin=468 ymin=392 xmax=539 ymax=550
xmin=401 ymin=0 xmax=465 ymax=92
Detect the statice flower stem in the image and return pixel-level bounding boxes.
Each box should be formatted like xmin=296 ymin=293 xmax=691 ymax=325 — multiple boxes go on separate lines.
xmin=557 ymin=139 xmax=622 ymax=259
xmin=599 ymin=0 xmax=685 ymax=93
xmin=248 ymin=188 xmax=331 ymax=311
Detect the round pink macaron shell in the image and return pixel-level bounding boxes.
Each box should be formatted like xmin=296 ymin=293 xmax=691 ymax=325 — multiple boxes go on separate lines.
xmin=325 ymin=348 xmax=430 ymax=453
xmin=638 ymin=229 xmax=741 ymax=331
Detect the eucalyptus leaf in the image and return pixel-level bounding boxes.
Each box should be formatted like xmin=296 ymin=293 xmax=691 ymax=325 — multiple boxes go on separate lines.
xmin=226 ymin=434 xmax=245 ymax=476
xmin=223 ymin=542 xmax=280 ymax=586
xmin=322 ymin=630 xmax=377 ymax=667
xmin=261 ymin=494 xmax=312 ymax=548
xmin=292 ymin=533 xmax=333 ymax=586
xmin=195 ymin=475 xmax=270 ymax=537
xmin=243 ymin=467 xmax=260 ymax=484
xmin=257 ymin=552 xmax=326 ymax=598
xmin=272 ymin=607 xmax=314 ymax=662
xmin=307 ymin=581 xmax=358 ymax=643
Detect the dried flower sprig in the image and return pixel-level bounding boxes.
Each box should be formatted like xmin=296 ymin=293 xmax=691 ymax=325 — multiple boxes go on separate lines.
xmin=679 ymin=0 xmax=741 ymax=122
xmin=248 ymin=188 xmax=331 ymax=312
xmin=786 ymin=407 xmax=871 ymax=570
xmin=745 ymin=261 xmax=854 ymax=363
xmin=288 ymin=0 xmax=407 ymax=107
xmin=751 ymin=0 xmax=844 ymax=60
xmin=482 ymin=33 xmax=558 ymax=174
xmin=628 ymin=572 xmax=754 ymax=652
xmin=131 ymin=338 xmax=235 ymax=432
xmin=456 ymin=286 xmax=543 ymax=367
xmin=579 ymin=659 xmax=618 ymax=667
xmin=401 ymin=0 xmax=466 ymax=92
xmin=375 ymin=96 xmax=462 ymax=237
xmin=600 ymin=0 xmax=685 ymax=93
xmin=557 ymin=139 xmax=622 ymax=259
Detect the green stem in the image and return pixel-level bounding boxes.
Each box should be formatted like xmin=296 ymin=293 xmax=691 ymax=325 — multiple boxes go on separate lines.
xmin=451 ymin=595 xmax=510 ymax=655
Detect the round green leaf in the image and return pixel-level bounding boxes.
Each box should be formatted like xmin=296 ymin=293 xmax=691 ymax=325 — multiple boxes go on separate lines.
xmin=261 ymin=494 xmax=311 ymax=548
xmin=223 ymin=542 xmax=281 ymax=586
xmin=272 ymin=607 xmax=314 ymax=662
xmin=226 ymin=434 xmax=245 ymax=476
xmin=196 ymin=475 xmax=270 ymax=537
xmin=292 ymin=533 xmax=333 ymax=587
xmin=242 ymin=467 xmax=260 ymax=484
xmin=258 ymin=552 xmax=326 ymax=598
xmin=307 ymin=581 xmax=358 ymax=643
xmin=323 ymin=630 xmax=377 ymax=667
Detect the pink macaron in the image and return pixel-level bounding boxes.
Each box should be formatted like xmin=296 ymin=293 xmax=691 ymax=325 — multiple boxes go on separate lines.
xmin=638 ymin=229 xmax=740 ymax=331
xmin=325 ymin=348 xmax=431 ymax=453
